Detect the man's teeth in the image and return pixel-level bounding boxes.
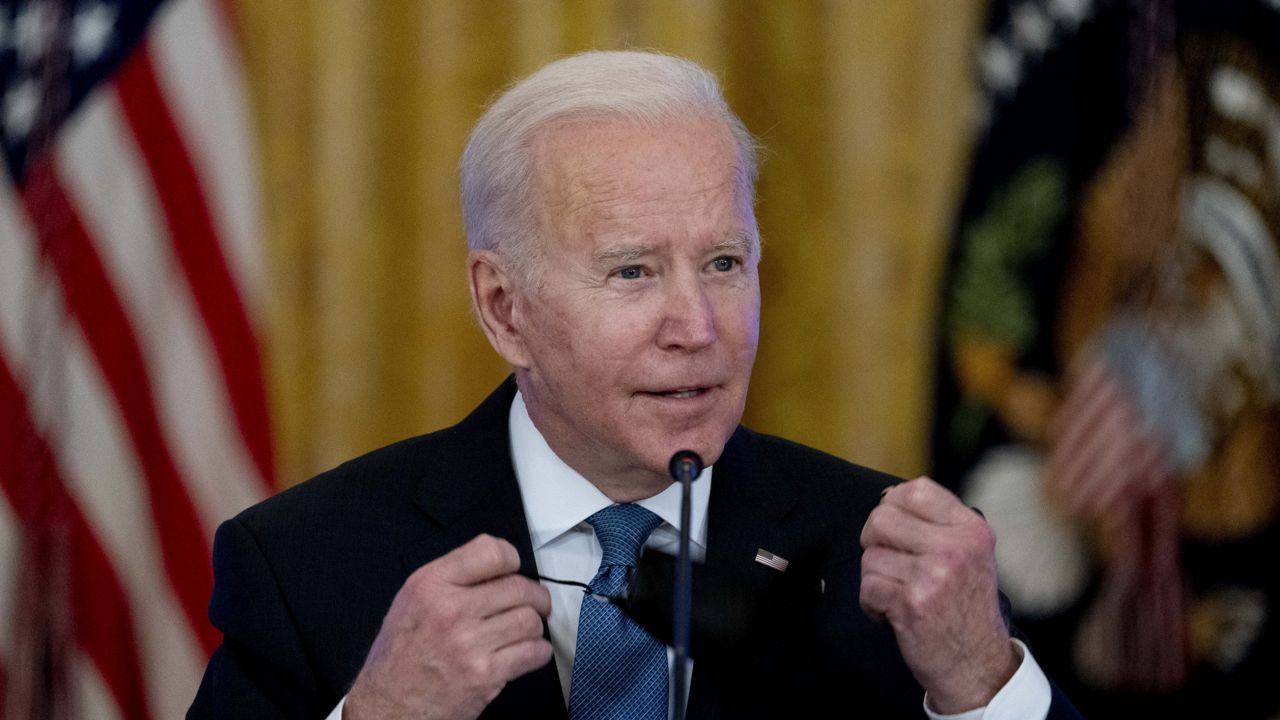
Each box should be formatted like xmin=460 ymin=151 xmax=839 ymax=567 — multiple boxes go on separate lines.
xmin=663 ymin=389 xmax=701 ymax=399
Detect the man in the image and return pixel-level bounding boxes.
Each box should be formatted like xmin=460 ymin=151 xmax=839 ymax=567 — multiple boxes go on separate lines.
xmin=190 ymin=51 xmax=1080 ymax=719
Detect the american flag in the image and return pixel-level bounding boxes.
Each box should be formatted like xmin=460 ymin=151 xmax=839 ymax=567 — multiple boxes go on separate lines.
xmin=0 ymin=0 xmax=270 ymax=717
xmin=753 ymin=548 xmax=788 ymax=573
xmin=1048 ymin=337 xmax=1187 ymax=691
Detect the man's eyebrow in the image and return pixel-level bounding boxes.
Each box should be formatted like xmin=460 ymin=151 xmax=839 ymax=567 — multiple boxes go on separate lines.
xmin=712 ymin=232 xmax=758 ymax=255
xmin=591 ymin=233 xmax=757 ymax=266
xmin=593 ymin=244 xmax=656 ymax=265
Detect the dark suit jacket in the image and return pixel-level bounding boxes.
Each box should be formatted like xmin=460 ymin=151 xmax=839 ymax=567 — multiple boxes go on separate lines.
xmin=190 ymin=379 xmax=1082 ymax=719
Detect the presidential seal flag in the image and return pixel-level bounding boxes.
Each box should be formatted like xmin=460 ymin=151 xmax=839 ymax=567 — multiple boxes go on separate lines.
xmin=934 ymin=0 xmax=1280 ymax=717
xmin=0 ymin=0 xmax=271 ymax=717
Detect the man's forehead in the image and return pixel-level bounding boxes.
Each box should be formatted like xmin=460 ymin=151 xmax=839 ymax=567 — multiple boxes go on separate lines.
xmin=531 ymin=113 xmax=744 ymax=183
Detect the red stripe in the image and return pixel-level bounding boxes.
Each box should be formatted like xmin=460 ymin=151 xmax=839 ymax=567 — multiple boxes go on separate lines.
xmin=18 ymin=160 xmax=218 ymax=655
xmin=114 ymin=45 xmax=276 ymax=492
xmin=0 ymin=353 xmax=154 ymax=720
xmin=211 ymin=0 xmax=247 ymax=52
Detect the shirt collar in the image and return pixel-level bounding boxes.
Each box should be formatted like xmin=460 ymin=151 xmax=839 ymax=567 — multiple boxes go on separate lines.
xmin=508 ymin=390 xmax=713 ymax=550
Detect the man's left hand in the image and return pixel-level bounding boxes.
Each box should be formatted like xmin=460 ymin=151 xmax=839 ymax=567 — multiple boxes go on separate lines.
xmin=859 ymin=476 xmax=1018 ymax=714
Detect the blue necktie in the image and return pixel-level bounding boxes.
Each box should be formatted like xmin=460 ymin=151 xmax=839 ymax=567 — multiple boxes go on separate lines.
xmin=568 ymin=504 xmax=667 ymax=720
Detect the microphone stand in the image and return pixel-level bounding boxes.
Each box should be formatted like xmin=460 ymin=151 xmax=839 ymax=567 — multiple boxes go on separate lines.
xmin=667 ymin=450 xmax=702 ymax=720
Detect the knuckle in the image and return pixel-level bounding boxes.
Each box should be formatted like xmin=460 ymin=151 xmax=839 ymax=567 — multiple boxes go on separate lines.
xmin=906 ymin=585 xmax=933 ymax=617
xmin=861 ymin=546 xmax=887 ymax=570
xmin=975 ymin=521 xmax=997 ymax=552
xmin=533 ymin=638 xmax=554 ymax=664
xmin=463 ymin=653 xmax=494 ymax=683
xmin=533 ymin=580 xmax=552 ymax=607
xmin=859 ymin=519 xmax=874 ymax=547
xmin=404 ymin=564 xmax=438 ymax=595
xmin=861 ymin=509 xmax=888 ymax=544
xmin=925 ymin=557 xmax=950 ymax=586
xmin=513 ymin=640 xmax=552 ymax=676
xmin=449 ymin=625 xmax=476 ymax=654
xmin=429 ymin=597 xmax=464 ymax=630
xmin=476 ymin=534 xmax=504 ymax=562
xmin=902 ymin=481 xmax=927 ymax=506
xmin=518 ymin=607 xmax=543 ymax=636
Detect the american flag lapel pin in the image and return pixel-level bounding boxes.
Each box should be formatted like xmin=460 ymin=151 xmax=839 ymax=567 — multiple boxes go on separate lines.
xmin=754 ymin=548 xmax=789 ymax=572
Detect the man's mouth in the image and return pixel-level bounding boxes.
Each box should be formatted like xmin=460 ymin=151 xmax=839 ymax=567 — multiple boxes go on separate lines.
xmin=642 ymin=386 xmax=712 ymax=399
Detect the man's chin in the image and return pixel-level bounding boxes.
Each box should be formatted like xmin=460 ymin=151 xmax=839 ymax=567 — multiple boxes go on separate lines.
xmin=640 ymin=431 xmax=730 ymax=477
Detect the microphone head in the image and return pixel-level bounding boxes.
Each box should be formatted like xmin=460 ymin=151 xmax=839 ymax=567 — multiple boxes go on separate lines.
xmin=668 ymin=450 xmax=704 ymax=481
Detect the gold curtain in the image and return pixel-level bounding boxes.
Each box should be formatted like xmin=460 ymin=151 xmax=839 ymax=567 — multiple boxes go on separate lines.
xmin=233 ymin=0 xmax=987 ymax=487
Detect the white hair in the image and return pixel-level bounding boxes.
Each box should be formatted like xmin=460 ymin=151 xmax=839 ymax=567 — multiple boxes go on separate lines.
xmin=460 ymin=50 xmax=759 ymax=282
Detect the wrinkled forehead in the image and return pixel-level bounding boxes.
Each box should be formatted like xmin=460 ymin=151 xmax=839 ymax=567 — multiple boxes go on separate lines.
xmin=526 ymin=113 xmax=759 ymax=250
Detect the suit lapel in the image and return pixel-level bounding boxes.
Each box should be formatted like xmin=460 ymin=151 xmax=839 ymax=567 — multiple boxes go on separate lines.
xmin=686 ymin=427 xmax=799 ymax=719
xmin=398 ymin=378 xmax=568 ymax=719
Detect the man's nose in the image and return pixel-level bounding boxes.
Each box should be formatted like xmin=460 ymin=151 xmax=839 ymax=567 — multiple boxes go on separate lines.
xmin=656 ymin=274 xmax=716 ymax=351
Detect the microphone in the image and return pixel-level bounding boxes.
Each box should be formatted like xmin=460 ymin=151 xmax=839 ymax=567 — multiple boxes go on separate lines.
xmin=668 ymin=450 xmax=703 ymax=484
xmin=667 ymin=450 xmax=702 ymax=720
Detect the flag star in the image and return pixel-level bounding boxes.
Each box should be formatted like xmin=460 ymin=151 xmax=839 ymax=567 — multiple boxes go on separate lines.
xmin=15 ymin=1 xmax=53 ymax=65
xmin=981 ymin=37 xmax=1022 ymax=95
xmin=4 ymin=78 xmax=40 ymax=140
xmin=72 ymin=2 xmax=117 ymax=65
xmin=1011 ymin=3 xmax=1053 ymax=55
xmin=1048 ymin=0 xmax=1091 ymax=30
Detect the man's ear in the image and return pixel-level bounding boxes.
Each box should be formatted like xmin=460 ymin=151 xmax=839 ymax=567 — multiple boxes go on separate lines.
xmin=468 ymin=251 xmax=531 ymax=368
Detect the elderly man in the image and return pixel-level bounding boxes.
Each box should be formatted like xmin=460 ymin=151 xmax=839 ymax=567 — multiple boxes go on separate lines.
xmin=190 ymin=51 xmax=1080 ymax=720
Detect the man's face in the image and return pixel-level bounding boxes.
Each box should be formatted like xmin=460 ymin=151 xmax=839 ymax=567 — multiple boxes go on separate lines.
xmin=511 ymin=114 xmax=760 ymax=497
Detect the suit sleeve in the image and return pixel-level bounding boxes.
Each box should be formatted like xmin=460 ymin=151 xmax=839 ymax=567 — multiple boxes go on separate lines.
xmin=188 ymin=517 xmax=335 ymax=719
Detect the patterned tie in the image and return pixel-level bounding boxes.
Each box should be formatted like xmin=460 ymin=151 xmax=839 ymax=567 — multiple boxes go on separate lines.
xmin=568 ymin=504 xmax=667 ymax=720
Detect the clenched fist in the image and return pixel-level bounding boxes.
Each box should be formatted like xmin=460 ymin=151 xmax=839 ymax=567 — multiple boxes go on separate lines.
xmin=344 ymin=534 xmax=553 ymax=720
xmin=859 ymin=477 xmax=1018 ymax=714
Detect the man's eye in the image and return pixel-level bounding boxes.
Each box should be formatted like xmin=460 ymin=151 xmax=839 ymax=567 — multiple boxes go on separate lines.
xmin=711 ymin=256 xmax=738 ymax=272
xmin=616 ymin=266 xmax=644 ymax=280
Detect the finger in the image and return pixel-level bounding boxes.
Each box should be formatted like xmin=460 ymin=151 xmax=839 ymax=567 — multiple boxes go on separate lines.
xmin=474 ymin=605 xmax=547 ymax=654
xmin=881 ymin=477 xmax=971 ymax=525
xmin=860 ymin=502 xmax=944 ymax=554
xmin=432 ymin=534 xmax=521 ymax=586
xmin=470 ymin=573 xmax=552 ymax=620
xmin=490 ymin=637 xmax=554 ymax=682
xmin=859 ymin=545 xmax=918 ymax=584
xmin=858 ymin=570 xmax=904 ymax=622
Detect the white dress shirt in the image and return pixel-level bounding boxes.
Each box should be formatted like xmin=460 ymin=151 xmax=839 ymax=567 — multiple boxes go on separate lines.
xmin=325 ymin=391 xmax=1051 ymax=720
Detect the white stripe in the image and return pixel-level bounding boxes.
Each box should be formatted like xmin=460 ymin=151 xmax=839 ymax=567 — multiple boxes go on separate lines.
xmin=54 ymin=89 xmax=264 ymax=538
xmin=149 ymin=0 xmax=263 ymax=314
xmin=70 ymin=654 xmax=125 ymax=720
xmin=0 ymin=177 xmax=205 ymax=720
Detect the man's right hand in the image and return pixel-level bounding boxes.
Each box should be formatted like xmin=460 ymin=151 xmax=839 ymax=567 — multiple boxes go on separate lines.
xmin=344 ymin=534 xmax=554 ymax=720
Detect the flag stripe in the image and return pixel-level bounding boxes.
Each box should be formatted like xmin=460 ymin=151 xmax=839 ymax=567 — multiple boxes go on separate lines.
xmin=0 ymin=202 xmax=205 ymax=720
xmin=114 ymin=44 xmax=276 ymax=490
xmin=71 ymin=658 xmax=126 ymax=720
xmin=17 ymin=161 xmax=217 ymax=654
xmin=0 ymin=356 xmax=152 ymax=720
xmin=151 ymin=0 xmax=264 ymax=315
xmin=0 ymin=477 xmax=18 ymax=702
xmin=55 ymin=89 xmax=265 ymax=538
